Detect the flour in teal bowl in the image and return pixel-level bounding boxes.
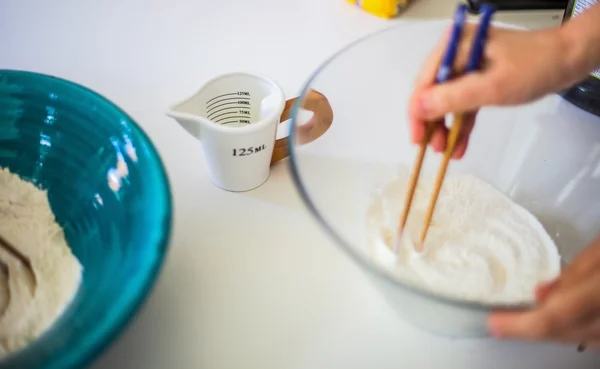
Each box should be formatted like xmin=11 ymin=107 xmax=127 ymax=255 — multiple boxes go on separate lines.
xmin=0 ymin=167 xmax=82 ymax=357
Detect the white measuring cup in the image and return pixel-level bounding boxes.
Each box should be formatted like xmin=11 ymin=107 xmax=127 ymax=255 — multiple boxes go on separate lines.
xmin=167 ymin=72 xmax=334 ymax=192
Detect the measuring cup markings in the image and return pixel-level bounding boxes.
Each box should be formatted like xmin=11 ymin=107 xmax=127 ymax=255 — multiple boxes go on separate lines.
xmin=206 ymin=92 xmax=253 ymax=126
xmin=205 ymin=91 xmax=251 ymax=105
xmin=216 ymin=117 xmax=252 ymax=125
xmin=220 ymin=120 xmax=251 ymax=125
xmin=207 ymin=101 xmax=251 ymax=117
xmin=211 ymin=112 xmax=251 ymax=122
xmin=208 ymin=109 xmax=252 ymax=121
xmin=206 ymin=97 xmax=251 ymax=111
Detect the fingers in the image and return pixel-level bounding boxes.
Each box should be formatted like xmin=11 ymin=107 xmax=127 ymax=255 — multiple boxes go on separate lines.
xmin=408 ymin=23 xmax=480 ymax=155
xmin=452 ymin=110 xmax=477 ymax=159
xmin=409 ymin=113 xmax=475 ymax=157
xmin=409 ymin=119 xmax=425 ymax=144
xmin=413 ymin=72 xmax=500 ymax=122
xmin=549 ymin=272 xmax=600 ymax=325
xmin=489 ymin=238 xmax=600 ymax=344
xmin=561 ymin=241 xmax=600 ymax=283
xmin=488 ymin=309 xmax=551 ymax=341
xmin=409 ymin=32 xmax=450 ymax=145
xmin=488 ymin=272 xmax=600 ymax=341
xmin=430 ymin=120 xmax=448 ymax=153
xmin=563 ymin=318 xmax=600 ymax=343
xmin=489 ymin=309 xmax=600 ymax=347
xmin=534 ymin=279 xmax=559 ymax=303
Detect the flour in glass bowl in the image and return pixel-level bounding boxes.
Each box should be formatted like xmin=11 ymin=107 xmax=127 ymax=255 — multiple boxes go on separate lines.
xmin=365 ymin=173 xmax=561 ymax=304
xmin=0 ymin=167 xmax=82 ymax=357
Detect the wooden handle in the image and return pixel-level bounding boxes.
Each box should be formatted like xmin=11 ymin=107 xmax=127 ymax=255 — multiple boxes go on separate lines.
xmin=270 ymin=89 xmax=334 ymax=165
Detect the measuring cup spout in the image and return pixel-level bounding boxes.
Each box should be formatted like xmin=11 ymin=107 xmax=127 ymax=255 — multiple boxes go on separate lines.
xmin=166 ymin=110 xmax=204 ymax=140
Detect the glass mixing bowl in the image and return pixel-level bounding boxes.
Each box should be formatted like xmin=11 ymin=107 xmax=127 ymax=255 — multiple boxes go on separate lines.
xmin=0 ymin=70 xmax=172 ymax=368
xmin=288 ymin=20 xmax=600 ymax=337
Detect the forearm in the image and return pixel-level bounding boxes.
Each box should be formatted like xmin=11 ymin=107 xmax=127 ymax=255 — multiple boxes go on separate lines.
xmin=559 ymin=3 xmax=600 ymax=84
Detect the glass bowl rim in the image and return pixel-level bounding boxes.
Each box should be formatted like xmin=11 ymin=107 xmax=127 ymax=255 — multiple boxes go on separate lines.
xmin=287 ymin=20 xmax=534 ymax=312
xmin=0 ymin=68 xmax=174 ymax=369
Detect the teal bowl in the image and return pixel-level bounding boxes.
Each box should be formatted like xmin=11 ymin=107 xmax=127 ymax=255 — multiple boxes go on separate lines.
xmin=0 ymin=70 xmax=172 ymax=369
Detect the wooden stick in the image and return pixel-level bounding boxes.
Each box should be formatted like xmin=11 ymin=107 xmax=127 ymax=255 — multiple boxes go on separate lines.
xmin=394 ymin=125 xmax=433 ymax=252
xmin=416 ymin=114 xmax=464 ymax=251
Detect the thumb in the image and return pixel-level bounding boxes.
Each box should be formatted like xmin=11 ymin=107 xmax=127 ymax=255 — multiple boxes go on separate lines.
xmin=415 ymin=72 xmax=501 ymax=121
xmin=535 ymin=279 xmax=559 ymax=303
xmin=487 ymin=309 xmax=554 ymax=340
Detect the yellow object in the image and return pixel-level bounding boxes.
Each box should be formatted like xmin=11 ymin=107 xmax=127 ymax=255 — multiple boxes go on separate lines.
xmin=347 ymin=0 xmax=411 ymax=19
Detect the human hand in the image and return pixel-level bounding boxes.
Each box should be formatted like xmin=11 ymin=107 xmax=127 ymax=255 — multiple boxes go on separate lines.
xmin=487 ymin=235 xmax=600 ymax=349
xmin=408 ymin=23 xmax=581 ymax=159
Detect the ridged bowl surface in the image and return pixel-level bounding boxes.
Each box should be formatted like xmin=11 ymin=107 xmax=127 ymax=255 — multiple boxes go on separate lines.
xmin=0 ymin=69 xmax=172 ymax=369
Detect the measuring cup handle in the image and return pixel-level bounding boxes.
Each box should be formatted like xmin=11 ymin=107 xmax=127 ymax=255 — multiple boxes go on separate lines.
xmin=270 ymin=89 xmax=334 ymax=165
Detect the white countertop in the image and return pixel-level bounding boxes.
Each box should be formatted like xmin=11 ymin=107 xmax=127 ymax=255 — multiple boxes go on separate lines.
xmin=2 ymin=1 xmax=597 ymax=368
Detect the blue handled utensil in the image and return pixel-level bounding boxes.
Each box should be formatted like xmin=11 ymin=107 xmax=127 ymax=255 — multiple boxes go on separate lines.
xmin=436 ymin=3 xmax=469 ymax=83
xmin=395 ymin=4 xmax=495 ymax=253
xmin=466 ymin=4 xmax=495 ymax=73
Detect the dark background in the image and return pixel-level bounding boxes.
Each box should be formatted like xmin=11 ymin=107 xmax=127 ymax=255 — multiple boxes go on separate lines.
xmin=466 ymin=0 xmax=569 ymax=12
